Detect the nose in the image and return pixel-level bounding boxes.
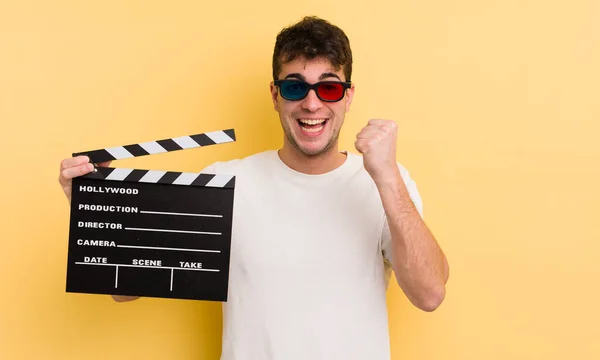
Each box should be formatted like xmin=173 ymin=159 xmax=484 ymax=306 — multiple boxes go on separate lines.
xmin=301 ymin=89 xmax=323 ymax=112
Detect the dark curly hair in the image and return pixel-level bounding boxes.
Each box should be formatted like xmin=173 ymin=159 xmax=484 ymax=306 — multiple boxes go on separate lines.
xmin=272 ymin=16 xmax=353 ymax=82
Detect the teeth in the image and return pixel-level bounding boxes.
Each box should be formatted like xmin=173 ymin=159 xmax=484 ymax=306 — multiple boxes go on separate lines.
xmin=303 ymin=125 xmax=324 ymax=133
xmin=299 ymin=119 xmax=326 ymax=125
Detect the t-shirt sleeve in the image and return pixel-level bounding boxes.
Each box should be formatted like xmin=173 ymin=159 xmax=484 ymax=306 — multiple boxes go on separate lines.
xmin=380 ymin=163 xmax=424 ymax=270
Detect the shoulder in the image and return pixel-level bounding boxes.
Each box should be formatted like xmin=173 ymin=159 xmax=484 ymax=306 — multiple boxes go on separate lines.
xmin=346 ymin=151 xmax=424 ymax=217
xmin=345 ymin=151 xmax=418 ymax=184
xmin=200 ymin=150 xmax=276 ymax=175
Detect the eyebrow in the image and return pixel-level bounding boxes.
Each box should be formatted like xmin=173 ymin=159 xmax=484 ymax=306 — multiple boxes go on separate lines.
xmin=284 ymin=72 xmax=342 ymax=81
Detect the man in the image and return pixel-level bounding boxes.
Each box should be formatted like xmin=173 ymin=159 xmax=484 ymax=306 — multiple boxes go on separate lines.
xmin=58 ymin=16 xmax=449 ymax=360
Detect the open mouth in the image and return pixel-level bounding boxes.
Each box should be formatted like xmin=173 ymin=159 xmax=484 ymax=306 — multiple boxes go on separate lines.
xmin=297 ymin=118 xmax=328 ymax=134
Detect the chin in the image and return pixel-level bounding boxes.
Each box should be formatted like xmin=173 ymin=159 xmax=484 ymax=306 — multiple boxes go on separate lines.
xmin=295 ymin=140 xmax=334 ymax=157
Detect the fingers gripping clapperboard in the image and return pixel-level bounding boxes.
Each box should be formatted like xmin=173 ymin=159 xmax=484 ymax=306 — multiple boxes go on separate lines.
xmin=66 ymin=129 xmax=236 ymax=302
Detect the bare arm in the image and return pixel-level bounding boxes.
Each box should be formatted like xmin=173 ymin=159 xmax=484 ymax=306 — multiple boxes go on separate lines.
xmin=355 ymin=119 xmax=449 ymax=312
xmin=58 ymin=155 xmax=141 ymax=303
xmin=377 ymin=167 xmax=449 ymax=312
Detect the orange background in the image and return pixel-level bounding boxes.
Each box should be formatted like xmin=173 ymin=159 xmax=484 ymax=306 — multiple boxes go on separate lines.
xmin=1 ymin=1 xmax=599 ymax=359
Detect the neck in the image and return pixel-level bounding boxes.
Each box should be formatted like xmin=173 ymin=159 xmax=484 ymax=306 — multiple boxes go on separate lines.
xmin=278 ymin=142 xmax=347 ymax=175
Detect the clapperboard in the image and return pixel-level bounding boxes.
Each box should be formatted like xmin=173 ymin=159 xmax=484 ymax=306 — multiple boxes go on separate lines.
xmin=66 ymin=129 xmax=236 ymax=301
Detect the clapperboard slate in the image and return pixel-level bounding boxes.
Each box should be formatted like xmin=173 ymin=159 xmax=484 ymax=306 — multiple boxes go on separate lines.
xmin=66 ymin=129 xmax=236 ymax=301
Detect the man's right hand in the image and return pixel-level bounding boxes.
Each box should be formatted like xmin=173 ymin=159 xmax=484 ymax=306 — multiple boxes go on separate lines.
xmin=58 ymin=156 xmax=140 ymax=303
xmin=58 ymin=156 xmax=111 ymax=203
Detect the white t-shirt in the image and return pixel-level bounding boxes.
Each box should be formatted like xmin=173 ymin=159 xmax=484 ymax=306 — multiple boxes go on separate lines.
xmin=201 ymin=150 xmax=423 ymax=360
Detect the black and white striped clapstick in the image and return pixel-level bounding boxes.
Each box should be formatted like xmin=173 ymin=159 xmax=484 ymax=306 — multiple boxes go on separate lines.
xmin=73 ymin=129 xmax=235 ymax=163
xmin=72 ymin=129 xmax=236 ymax=188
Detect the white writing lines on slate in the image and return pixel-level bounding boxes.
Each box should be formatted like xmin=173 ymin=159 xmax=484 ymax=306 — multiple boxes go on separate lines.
xmin=76 ymin=205 xmax=222 ymax=217
xmin=170 ymin=269 xmax=174 ymax=291
xmin=75 ymin=262 xmax=219 ymax=272
xmin=139 ymin=210 xmax=223 ymax=218
xmin=76 ymin=262 xmax=220 ymax=291
xmin=124 ymin=227 xmax=221 ymax=235
xmin=117 ymin=245 xmax=221 ymax=253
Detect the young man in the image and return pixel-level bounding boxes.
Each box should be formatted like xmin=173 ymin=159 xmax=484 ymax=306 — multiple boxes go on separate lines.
xmin=58 ymin=16 xmax=449 ymax=360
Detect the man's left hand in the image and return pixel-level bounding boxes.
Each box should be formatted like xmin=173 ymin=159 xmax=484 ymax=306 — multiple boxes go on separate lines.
xmin=354 ymin=119 xmax=399 ymax=183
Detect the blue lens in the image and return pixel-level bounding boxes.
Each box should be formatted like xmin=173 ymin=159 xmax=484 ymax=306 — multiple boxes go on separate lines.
xmin=280 ymin=81 xmax=308 ymax=100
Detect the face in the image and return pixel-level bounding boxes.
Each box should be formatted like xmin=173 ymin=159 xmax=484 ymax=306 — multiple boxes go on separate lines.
xmin=270 ymin=57 xmax=355 ymax=157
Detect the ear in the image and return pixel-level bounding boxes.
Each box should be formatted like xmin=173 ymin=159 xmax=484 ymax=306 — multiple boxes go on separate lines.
xmin=344 ymin=83 xmax=355 ymax=113
xmin=270 ymin=81 xmax=280 ymax=112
